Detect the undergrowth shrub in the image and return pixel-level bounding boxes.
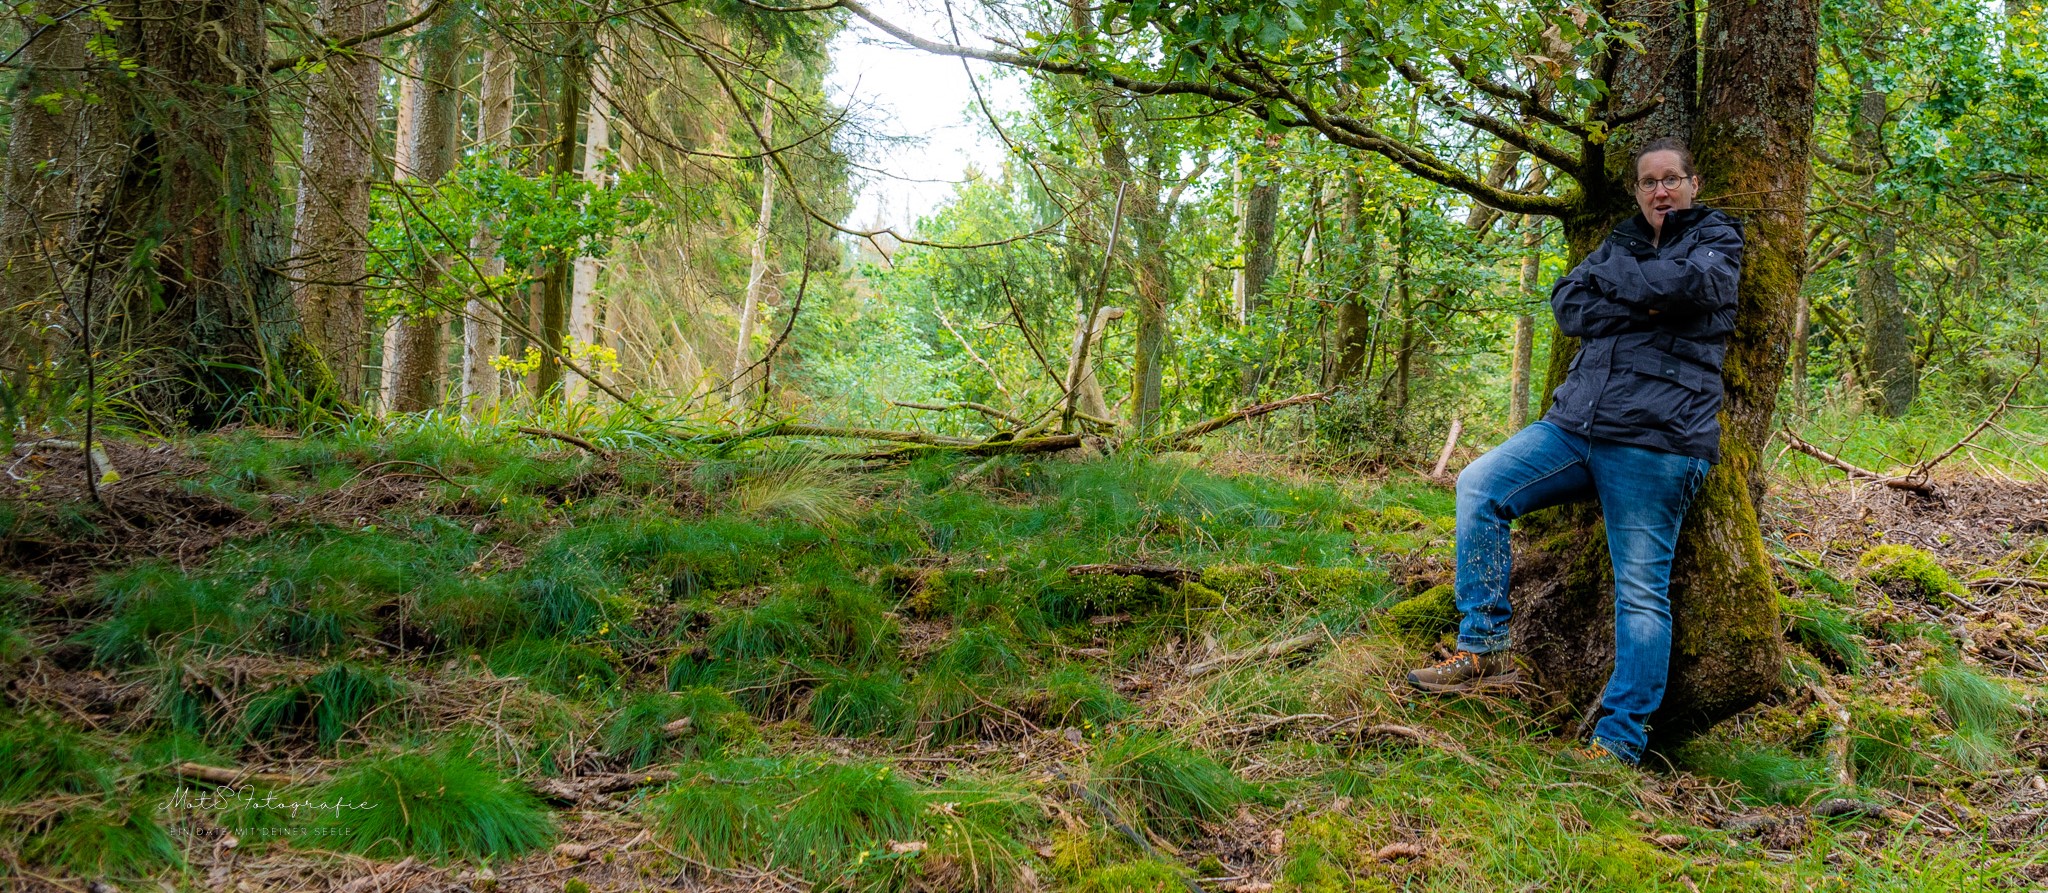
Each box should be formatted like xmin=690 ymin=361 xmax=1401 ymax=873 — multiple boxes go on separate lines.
xmin=316 ymin=747 xmax=554 ymax=860
xmin=1089 ymin=732 xmax=1252 ymax=837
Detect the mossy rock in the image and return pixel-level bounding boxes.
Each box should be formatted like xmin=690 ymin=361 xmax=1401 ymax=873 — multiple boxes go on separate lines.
xmin=1743 ymin=700 xmax=1830 ymax=752
xmin=1857 ymin=545 xmax=1962 ymax=600
xmin=1384 ymin=584 xmax=1459 ymax=644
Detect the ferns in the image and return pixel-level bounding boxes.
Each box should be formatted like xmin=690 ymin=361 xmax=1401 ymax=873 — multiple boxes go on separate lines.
xmin=316 ymin=748 xmax=555 ymax=860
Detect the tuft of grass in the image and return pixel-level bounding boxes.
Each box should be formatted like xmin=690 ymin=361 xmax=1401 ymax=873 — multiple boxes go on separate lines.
xmin=772 ymin=760 xmax=921 ymax=872
xmin=928 ymin=623 xmax=1026 ymax=678
xmin=808 ymin=584 xmax=900 ymax=667
xmin=1677 ymin=741 xmax=1832 ymax=805
xmin=315 ymin=747 xmax=555 ymax=861
xmin=483 ymin=636 xmax=618 ymax=696
xmin=241 ymin=663 xmax=402 ymax=749
xmin=726 ymin=450 xmax=863 ymax=528
xmin=1783 ymin=595 xmax=1869 ymax=672
xmin=602 ymin=688 xmax=753 ymax=768
xmin=24 ymin=801 xmax=181 ymax=878
xmin=706 ymin=597 xmax=818 ymax=661
xmin=1849 ymin=701 xmax=1936 ymax=783
xmin=1919 ymin=661 xmax=2021 ymax=771
xmin=909 ymin=672 xmax=1002 ymax=744
xmin=519 ymin=571 xmax=609 ymax=638
xmin=1034 ymin=664 xmax=1132 ymax=729
xmin=920 ymin=773 xmax=1041 ymax=893
xmin=74 ymin=564 xmax=259 ymax=665
xmin=646 ymin=758 xmax=781 ymax=866
xmin=410 ymin=577 xmax=528 ymax=648
xmin=1089 ymin=732 xmax=1252 ymax=837
xmin=810 ymin=669 xmax=909 ymax=737
xmin=0 ymin=718 xmax=113 ymax=803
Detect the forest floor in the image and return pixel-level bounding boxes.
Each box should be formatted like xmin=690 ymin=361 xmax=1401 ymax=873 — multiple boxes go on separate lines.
xmin=1 ymin=427 xmax=2045 ymax=892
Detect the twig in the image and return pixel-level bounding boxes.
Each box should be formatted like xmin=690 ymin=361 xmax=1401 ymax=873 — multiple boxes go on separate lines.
xmin=170 ymin=761 xmax=323 ymax=788
xmin=1360 ymin=723 xmax=1490 ymax=776
xmin=1146 ymin=391 xmax=1331 ymax=451
xmin=1430 ymin=417 xmax=1464 ymax=481
xmin=515 ymin=425 xmax=608 ymax=456
xmin=1068 ymin=563 xmax=1202 ymax=585
xmin=889 ymin=400 xmax=1029 ymax=427
xmin=1777 ymin=428 xmax=1932 ymax=493
xmin=1967 ymin=577 xmax=2048 ymax=591
xmin=1062 ymin=183 xmax=1129 ymax=434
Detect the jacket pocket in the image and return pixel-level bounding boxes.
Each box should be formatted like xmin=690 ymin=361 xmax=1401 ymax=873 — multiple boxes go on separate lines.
xmin=1630 ymin=349 xmax=1712 ymax=393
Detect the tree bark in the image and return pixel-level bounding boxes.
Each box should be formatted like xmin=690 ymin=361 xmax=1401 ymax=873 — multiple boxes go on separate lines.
xmin=462 ymin=41 xmax=517 ymax=415
xmin=536 ymin=48 xmax=586 ymax=400
xmin=80 ymin=0 xmax=333 ymax=425
xmin=1509 ymin=216 xmax=1539 ymax=430
xmin=1849 ymin=84 xmax=1916 ymax=416
xmin=289 ymin=0 xmax=386 ymax=404
xmin=730 ymin=98 xmax=776 ymax=411
xmin=1323 ymin=173 xmax=1375 ymax=389
xmin=380 ymin=6 xmax=462 ymax=413
xmin=1235 ymin=136 xmax=1281 ymax=397
xmin=1 ymin=10 xmax=112 ymax=379
xmin=566 ymin=26 xmax=617 ymax=404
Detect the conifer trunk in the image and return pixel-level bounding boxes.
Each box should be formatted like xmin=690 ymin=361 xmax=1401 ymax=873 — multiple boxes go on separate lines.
xmin=289 ymin=0 xmax=386 ymax=404
xmin=381 ymin=7 xmax=463 ymax=413
xmin=462 ymin=42 xmax=517 ymax=414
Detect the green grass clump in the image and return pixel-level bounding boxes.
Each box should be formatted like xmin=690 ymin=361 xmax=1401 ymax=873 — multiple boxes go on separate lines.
xmin=725 ymin=449 xmax=863 ymax=528
xmin=810 ymin=669 xmax=909 ymax=737
xmin=316 ymin=747 xmax=554 ymax=861
xmin=1919 ymin=661 xmax=2021 ymax=771
xmin=411 ymin=577 xmax=528 ymax=648
xmin=909 ymin=672 xmax=998 ymax=744
xmin=706 ymin=597 xmax=818 ymax=661
xmin=1783 ymin=595 xmax=1869 ymax=672
xmin=241 ymin=663 xmax=403 ymax=749
xmin=1071 ymin=860 xmax=1190 ymax=893
xmin=1090 ymin=732 xmax=1252 ymax=837
xmin=24 ymin=802 xmax=181 ymax=878
xmin=920 ymin=774 xmax=1041 ymax=892
xmin=603 ymin=688 xmax=753 ymax=768
xmin=772 ymin=760 xmax=921 ymax=872
xmin=1384 ymin=584 xmax=1459 ymax=644
xmin=808 ymin=584 xmax=900 ymax=666
xmin=484 ymin=636 xmax=618 ymax=696
xmin=1858 ymin=544 xmax=1963 ymax=600
xmin=1034 ymin=664 xmax=1132 ymax=729
xmin=74 ymin=564 xmax=259 ymax=664
xmin=0 ymin=719 xmax=113 ymax=803
xmin=1676 ymin=742 xmax=1832 ymax=805
xmin=647 ymin=762 xmax=775 ymax=866
xmin=519 ymin=571 xmax=609 ymax=638
xmin=1069 ymin=574 xmax=1168 ymax=616
xmin=1849 ymin=701 xmax=1936 ymax=783
xmin=929 ymin=623 xmax=1026 ymax=678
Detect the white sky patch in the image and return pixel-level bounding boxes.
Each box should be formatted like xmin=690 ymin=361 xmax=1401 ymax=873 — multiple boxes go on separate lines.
xmin=827 ymin=0 xmax=1025 ymax=234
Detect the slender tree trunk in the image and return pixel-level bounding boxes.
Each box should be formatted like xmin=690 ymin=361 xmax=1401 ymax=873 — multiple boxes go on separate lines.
xmin=462 ymin=42 xmax=517 ymax=414
xmin=536 ymin=49 xmax=587 ymax=399
xmin=288 ymin=0 xmax=385 ymax=404
xmin=1387 ymin=207 xmax=1413 ymax=425
xmin=1 ymin=10 xmax=110 ymax=379
xmin=1791 ymin=291 xmax=1811 ymax=414
xmin=566 ymin=26 xmax=617 ymax=403
xmin=1850 ymin=84 xmax=1916 ymax=416
xmin=729 ymin=99 xmax=776 ymax=411
xmin=1509 ymin=216 xmax=1540 ymax=430
xmin=1235 ymin=136 xmax=1281 ymax=397
xmin=1324 ymin=173 xmax=1375 ymax=388
xmin=381 ymin=7 xmax=463 ymax=413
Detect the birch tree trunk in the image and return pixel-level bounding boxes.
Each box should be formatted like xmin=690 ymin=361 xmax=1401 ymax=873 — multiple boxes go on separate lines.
xmin=381 ymin=7 xmax=463 ymax=413
xmin=729 ymin=99 xmax=776 ymax=411
xmin=288 ymin=0 xmax=385 ymax=404
xmin=566 ymin=27 xmax=617 ymax=403
xmin=462 ymin=42 xmax=517 ymax=414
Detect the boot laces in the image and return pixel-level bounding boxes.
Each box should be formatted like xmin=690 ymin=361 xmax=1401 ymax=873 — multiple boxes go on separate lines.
xmin=1432 ymin=651 xmax=1479 ymax=668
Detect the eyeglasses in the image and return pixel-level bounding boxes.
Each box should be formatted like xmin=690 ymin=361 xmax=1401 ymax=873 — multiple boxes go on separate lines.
xmin=1634 ymin=174 xmax=1694 ymax=194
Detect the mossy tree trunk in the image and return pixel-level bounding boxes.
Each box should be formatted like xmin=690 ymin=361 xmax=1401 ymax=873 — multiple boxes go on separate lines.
xmin=1510 ymin=0 xmax=1807 ymax=743
xmin=82 ymin=0 xmax=333 ymax=425
xmin=1322 ymin=172 xmax=1375 ymax=389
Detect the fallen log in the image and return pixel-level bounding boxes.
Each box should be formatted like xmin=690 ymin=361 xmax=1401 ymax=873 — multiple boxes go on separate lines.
xmin=531 ymin=770 xmax=679 ymax=806
xmin=171 ymin=761 xmax=322 ymax=788
xmin=1147 ymin=391 xmax=1329 ymax=452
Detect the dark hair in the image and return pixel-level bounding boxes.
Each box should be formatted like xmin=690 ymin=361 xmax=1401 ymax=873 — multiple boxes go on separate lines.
xmin=1631 ymin=137 xmax=1696 ymax=176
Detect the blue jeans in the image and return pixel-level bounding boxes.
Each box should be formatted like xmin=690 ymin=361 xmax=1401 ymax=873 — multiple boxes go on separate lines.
xmin=1453 ymin=420 xmax=1708 ymax=763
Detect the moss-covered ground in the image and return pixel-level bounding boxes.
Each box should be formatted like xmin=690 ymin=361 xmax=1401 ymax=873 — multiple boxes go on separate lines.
xmin=1 ymin=424 xmax=2043 ymax=891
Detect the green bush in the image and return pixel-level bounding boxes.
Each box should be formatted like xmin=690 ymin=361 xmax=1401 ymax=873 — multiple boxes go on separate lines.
xmin=315 ymin=748 xmax=554 ymax=861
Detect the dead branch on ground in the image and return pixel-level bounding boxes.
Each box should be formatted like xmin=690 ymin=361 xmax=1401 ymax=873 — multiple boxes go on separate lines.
xmin=1184 ymin=632 xmax=1324 ymax=677
xmin=516 ymin=426 xmax=608 ymax=457
xmin=1146 ymin=391 xmax=1329 ymax=451
xmin=1780 ymin=352 xmax=2037 ymax=491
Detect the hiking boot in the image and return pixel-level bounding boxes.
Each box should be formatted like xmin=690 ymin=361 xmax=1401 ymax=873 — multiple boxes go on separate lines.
xmin=1405 ymin=650 xmax=1523 ymax=693
xmin=1569 ymin=739 xmax=1635 ymax=770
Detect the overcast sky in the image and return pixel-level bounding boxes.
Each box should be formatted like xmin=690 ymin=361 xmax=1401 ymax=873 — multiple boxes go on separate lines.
xmin=826 ymin=0 xmax=1024 ymax=233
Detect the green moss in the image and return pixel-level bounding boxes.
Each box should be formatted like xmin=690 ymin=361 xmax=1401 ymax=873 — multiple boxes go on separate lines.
xmin=1857 ymin=545 xmax=1963 ymax=599
xmin=1072 ymin=860 xmax=1190 ymax=893
xmin=1385 ymin=584 xmax=1459 ymax=644
xmin=1073 ymin=574 xmax=1164 ymax=615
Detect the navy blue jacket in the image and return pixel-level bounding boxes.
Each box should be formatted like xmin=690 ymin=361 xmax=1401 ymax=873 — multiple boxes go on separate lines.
xmin=1542 ymin=206 xmax=1744 ymax=463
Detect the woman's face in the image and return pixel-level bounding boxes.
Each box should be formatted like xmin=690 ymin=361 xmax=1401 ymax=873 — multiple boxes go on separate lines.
xmin=1634 ymin=149 xmax=1698 ymax=234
